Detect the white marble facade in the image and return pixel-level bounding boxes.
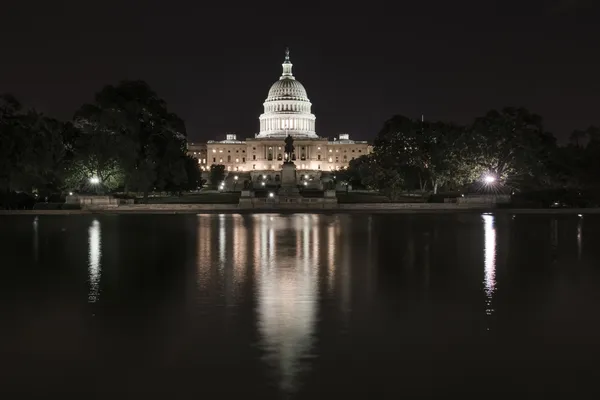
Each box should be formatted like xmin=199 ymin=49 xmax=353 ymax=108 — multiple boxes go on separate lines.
xmin=188 ymin=49 xmax=371 ymax=174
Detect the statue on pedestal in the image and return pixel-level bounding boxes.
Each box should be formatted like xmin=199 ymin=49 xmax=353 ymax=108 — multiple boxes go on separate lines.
xmin=284 ymin=134 xmax=294 ymax=163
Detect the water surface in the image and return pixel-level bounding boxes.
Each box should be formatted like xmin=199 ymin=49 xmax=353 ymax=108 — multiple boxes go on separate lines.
xmin=2 ymin=213 xmax=599 ymax=398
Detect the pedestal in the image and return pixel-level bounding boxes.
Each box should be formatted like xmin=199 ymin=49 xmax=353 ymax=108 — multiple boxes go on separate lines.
xmin=279 ymin=162 xmax=300 ymax=197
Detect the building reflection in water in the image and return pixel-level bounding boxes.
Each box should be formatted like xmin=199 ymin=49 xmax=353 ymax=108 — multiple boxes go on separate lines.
xmin=196 ymin=214 xmax=248 ymax=297
xmin=218 ymin=214 xmax=226 ymax=268
xmin=577 ymin=217 xmax=583 ymax=261
xmin=32 ymin=216 xmax=39 ymax=263
xmin=482 ymin=214 xmax=496 ymax=318
xmin=88 ymin=219 xmax=101 ymax=303
xmin=327 ymin=221 xmax=336 ymax=294
xmin=255 ymin=214 xmax=320 ymax=394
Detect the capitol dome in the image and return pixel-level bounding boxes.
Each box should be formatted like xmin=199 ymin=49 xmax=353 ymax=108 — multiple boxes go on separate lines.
xmin=266 ymin=78 xmax=309 ymax=102
xmin=257 ymin=49 xmax=318 ymax=139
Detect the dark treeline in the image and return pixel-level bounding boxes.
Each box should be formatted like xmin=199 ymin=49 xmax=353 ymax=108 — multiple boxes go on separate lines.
xmin=342 ymin=107 xmax=600 ymax=206
xmin=2 ymin=83 xmax=599 ymax=208
xmin=0 ymin=81 xmax=201 ymax=208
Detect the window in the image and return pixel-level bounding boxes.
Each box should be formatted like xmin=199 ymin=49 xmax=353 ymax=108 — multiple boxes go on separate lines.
xmin=328 ymin=157 xmax=332 ymax=162
xmin=318 ymin=164 xmax=321 ymax=170
xmin=213 ymin=157 xmax=216 ymax=162
xmin=336 ymin=157 xmax=339 ymax=162
xmin=236 ymin=150 xmax=239 ymax=153
xmin=227 ymin=156 xmax=231 ymax=162
xmin=253 ymin=155 xmax=256 ymax=160
xmin=358 ymin=150 xmax=362 ymax=153
xmin=352 ymin=149 xmax=355 ymax=152
xmin=329 ymin=149 xmax=332 ymax=153
xmin=253 ymin=164 xmax=256 ymax=170
xmin=253 ymin=147 xmax=256 ymax=150
xmin=219 ymin=158 xmax=223 ymax=162
xmin=235 ymin=158 xmax=239 ymax=162
xmin=219 ymin=150 xmax=223 ymax=153
xmin=212 ymin=149 xmax=216 ymax=153
xmin=242 ymin=157 xmax=245 ymax=162
xmin=317 ymin=155 xmax=321 ymax=160
xmin=228 ymin=150 xmax=231 ymax=153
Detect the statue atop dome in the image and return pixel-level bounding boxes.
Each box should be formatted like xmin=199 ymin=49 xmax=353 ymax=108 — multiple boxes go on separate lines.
xmin=284 ymin=47 xmax=290 ymax=62
xmin=284 ymin=134 xmax=295 ymax=162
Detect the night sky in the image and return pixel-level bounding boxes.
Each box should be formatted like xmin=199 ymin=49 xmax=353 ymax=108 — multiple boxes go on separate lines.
xmin=2 ymin=0 xmax=599 ymax=142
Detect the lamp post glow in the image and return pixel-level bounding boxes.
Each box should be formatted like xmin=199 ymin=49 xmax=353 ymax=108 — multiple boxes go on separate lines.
xmin=89 ymin=177 xmax=100 ymax=194
xmin=483 ymin=175 xmax=496 ymax=185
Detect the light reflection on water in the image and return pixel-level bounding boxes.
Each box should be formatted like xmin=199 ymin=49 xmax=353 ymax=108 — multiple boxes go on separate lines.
xmin=254 ymin=214 xmax=322 ymax=394
xmin=88 ymin=219 xmax=101 ymax=303
xmin=577 ymin=218 xmax=583 ymax=260
xmin=6 ymin=213 xmax=600 ymax=396
xmin=32 ymin=216 xmax=39 ymax=263
xmin=483 ymin=214 xmax=496 ymax=318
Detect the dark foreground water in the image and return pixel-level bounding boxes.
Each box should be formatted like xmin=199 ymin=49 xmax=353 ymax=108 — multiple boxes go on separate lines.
xmin=2 ymin=213 xmax=600 ymax=398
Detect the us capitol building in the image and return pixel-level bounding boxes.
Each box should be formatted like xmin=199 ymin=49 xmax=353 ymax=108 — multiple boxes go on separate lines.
xmin=187 ymin=49 xmax=371 ymax=180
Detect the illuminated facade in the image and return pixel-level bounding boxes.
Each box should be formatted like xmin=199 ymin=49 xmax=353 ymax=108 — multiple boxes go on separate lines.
xmin=188 ymin=50 xmax=371 ymax=174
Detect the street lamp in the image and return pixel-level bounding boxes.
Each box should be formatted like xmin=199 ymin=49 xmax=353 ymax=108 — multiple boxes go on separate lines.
xmin=89 ymin=177 xmax=100 ymax=194
xmin=483 ymin=175 xmax=496 ymax=184
xmin=233 ymin=175 xmax=239 ymax=191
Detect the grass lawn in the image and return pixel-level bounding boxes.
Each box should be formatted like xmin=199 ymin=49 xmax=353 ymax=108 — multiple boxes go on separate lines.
xmin=337 ymin=192 xmax=427 ymax=203
xmin=144 ymin=193 xmax=240 ymax=204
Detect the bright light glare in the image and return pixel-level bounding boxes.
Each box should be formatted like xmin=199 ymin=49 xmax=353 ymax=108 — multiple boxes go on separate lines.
xmin=89 ymin=177 xmax=100 ymax=184
xmin=483 ymin=175 xmax=496 ymax=184
xmin=262 ymin=182 xmax=266 ymax=186
xmin=234 ymin=175 xmax=238 ymax=180
xmin=269 ymin=192 xmax=274 ymax=198
xmin=69 ymin=192 xmax=73 ymax=196
xmin=303 ymin=181 xmax=308 ymax=186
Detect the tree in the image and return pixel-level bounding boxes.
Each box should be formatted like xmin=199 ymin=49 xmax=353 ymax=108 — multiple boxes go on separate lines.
xmin=372 ymin=115 xmax=475 ymax=194
xmin=468 ymin=107 xmax=555 ymax=189
xmin=76 ymin=81 xmax=187 ymax=201
xmin=0 ymin=94 xmax=23 ymax=193
xmin=209 ymin=164 xmax=226 ymax=189
xmin=67 ymin=107 xmax=124 ymax=192
xmin=339 ymin=155 xmax=371 ymax=189
xmin=182 ymin=155 xmax=203 ymax=191
xmin=1 ymin=95 xmax=74 ymax=197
